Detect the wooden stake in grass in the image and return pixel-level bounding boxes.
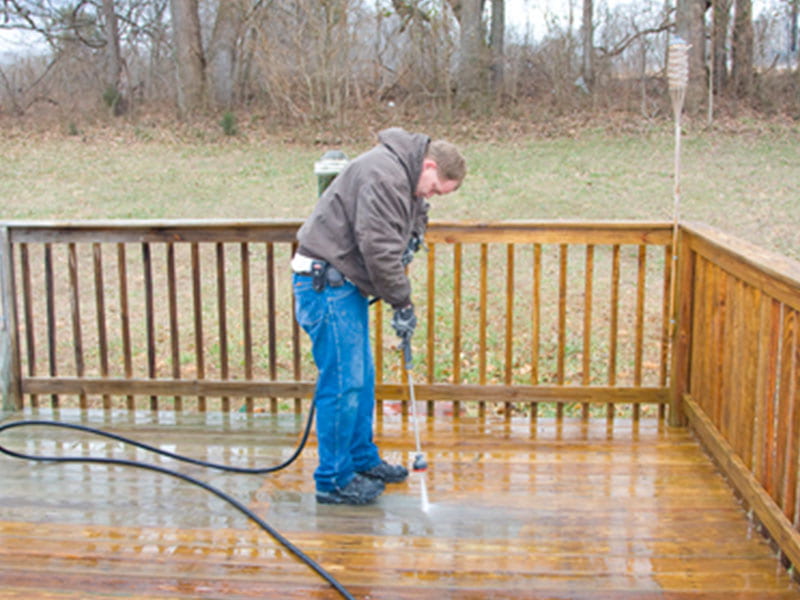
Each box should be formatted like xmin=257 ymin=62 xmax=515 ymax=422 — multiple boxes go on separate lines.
xmin=667 ymin=36 xmax=689 ymax=340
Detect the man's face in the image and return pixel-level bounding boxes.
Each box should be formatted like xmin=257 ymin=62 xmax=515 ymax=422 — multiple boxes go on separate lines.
xmin=415 ymin=159 xmax=459 ymax=199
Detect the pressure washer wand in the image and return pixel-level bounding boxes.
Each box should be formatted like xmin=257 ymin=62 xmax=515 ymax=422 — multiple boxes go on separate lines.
xmin=402 ymin=334 xmax=427 ymax=473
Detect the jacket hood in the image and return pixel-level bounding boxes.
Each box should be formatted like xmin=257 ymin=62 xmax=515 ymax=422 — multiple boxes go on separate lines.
xmin=377 ymin=127 xmax=430 ymax=196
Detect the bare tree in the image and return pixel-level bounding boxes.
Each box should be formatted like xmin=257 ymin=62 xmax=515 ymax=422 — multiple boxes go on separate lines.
xmin=454 ymin=0 xmax=487 ymax=103
xmin=101 ymin=0 xmax=127 ymax=114
xmin=169 ymin=0 xmax=205 ymax=116
xmin=711 ymin=0 xmax=732 ymax=94
xmin=731 ymin=0 xmax=754 ymax=97
xmin=207 ymin=0 xmax=249 ymax=108
xmin=490 ymin=0 xmax=505 ymax=96
xmin=581 ymin=0 xmax=594 ymax=89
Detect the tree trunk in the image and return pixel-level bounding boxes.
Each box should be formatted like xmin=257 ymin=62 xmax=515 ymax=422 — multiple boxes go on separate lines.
xmin=456 ymin=0 xmax=487 ymax=105
xmin=711 ymin=0 xmax=731 ymax=94
xmin=169 ymin=0 xmax=206 ymax=117
xmin=731 ymin=0 xmax=754 ymax=98
xmin=489 ymin=0 xmax=504 ymax=97
xmin=581 ymin=0 xmax=594 ymax=90
xmin=208 ymin=0 xmax=245 ymax=108
xmin=675 ymin=0 xmax=707 ymax=114
xmin=101 ymin=0 xmax=126 ymax=115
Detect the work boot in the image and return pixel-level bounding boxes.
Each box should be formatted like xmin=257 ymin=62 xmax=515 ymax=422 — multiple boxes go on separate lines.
xmin=359 ymin=459 xmax=409 ymax=484
xmin=316 ymin=474 xmax=385 ymax=505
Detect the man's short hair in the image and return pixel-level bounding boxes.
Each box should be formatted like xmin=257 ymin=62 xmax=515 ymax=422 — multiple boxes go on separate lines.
xmin=426 ymin=140 xmax=466 ymax=189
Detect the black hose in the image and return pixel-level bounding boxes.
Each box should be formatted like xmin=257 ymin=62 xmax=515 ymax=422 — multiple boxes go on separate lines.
xmin=0 ymin=405 xmax=315 ymax=473
xmin=0 ymin=415 xmax=357 ymax=600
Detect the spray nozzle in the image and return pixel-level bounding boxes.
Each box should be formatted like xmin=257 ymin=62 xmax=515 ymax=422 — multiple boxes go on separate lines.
xmin=401 ymin=334 xmax=413 ymax=369
xmin=412 ymin=453 xmax=427 ymax=472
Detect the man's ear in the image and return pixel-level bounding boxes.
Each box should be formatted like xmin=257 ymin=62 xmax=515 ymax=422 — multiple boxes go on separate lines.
xmin=422 ymin=158 xmax=438 ymax=171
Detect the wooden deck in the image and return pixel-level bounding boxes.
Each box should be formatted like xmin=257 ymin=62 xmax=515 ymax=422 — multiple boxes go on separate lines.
xmin=1 ymin=409 xmax=799 ymax=600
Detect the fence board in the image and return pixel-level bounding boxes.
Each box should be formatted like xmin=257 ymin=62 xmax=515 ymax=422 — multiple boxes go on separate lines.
xmin=0 ymin=228 xmax=20 ymax=412
xmin=44 ymin=243 xmax=57 ymax=407
xmin=167 ymin=243 xmax=181 ymax=411
xmin=777 ymin=309 xmax=798 ymax=519
xmin=241 ymin=242 xmax=254 ymax=413
xmin=266 ymin=243 xmax=278 ymax=413
xmin=633 ymin=245 xmax=647 ymax=421
xmin=608 ymin=244 xmax=620 ymax=418
xmin=117 ymin=244 xmax=134 ymax=410
xmin=190 ymin=242 xmax=206 ymax=412
xmin=19 ymin=243 xmax=35 ymax=408
xmin=92 ymin=243 xmax=110 ymax=409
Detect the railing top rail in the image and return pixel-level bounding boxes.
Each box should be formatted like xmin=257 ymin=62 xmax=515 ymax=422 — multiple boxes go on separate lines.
xmin=2 ymin=219 xmax=675 ymax=245
xmin=682 ymin=221 xmax=800 ymax=309
xmin=2 ymin=219 xmax=303 ymax=244
xmin=428 ymin=220 xmax=673 ymax=244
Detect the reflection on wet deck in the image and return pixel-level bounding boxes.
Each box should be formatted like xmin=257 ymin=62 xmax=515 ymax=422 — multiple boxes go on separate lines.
xmin=1 ymin=408 xmax=799 ymax=599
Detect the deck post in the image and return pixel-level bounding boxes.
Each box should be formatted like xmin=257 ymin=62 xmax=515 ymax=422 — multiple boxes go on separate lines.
xmin=0 ymin=227 xmax=21 ymax=415
xmin=669 ymin=225 xmax=694 ymax=427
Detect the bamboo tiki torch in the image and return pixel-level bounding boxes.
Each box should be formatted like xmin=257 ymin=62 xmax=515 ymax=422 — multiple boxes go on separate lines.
xmin=667 ymin=36 xmax=689 ymax=339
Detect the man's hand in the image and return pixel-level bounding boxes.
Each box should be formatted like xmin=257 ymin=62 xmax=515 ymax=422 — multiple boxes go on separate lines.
xmin=392 ymin=304 xmax=417 ymax=340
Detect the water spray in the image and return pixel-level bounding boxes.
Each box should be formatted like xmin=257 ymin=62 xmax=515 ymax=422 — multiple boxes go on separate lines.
xmin=402 ymin=334 xmax=430 ymax=512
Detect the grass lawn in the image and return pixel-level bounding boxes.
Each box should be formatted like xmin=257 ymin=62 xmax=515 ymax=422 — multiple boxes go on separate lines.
xmin=2 ymin=118 xmax=798 ymax=261
xmin=1 ymin=116 xmax=797 ymax=415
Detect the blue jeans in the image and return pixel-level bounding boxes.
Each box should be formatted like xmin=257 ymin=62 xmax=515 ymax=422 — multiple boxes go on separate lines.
xmin=293 ymin=273 xmax=381 ymax=492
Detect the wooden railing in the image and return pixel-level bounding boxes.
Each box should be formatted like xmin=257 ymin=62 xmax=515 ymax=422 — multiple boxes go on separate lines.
xmin=671 ymin=222 xmax=800 ymax=571
xmin=3 ymin=218 xmax=800 ymax=569
xmin=0 ymin=220 xmax=673 ymax=418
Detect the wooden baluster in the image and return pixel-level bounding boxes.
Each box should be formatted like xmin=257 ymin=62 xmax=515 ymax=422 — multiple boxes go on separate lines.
xmin=216 ymin=242 xmax=229 ymax=413
xmin=93 ymin=243 xmax=110 ymax=410
xmin=633 ymin=244 xmax=647 ymax=421
xmin=452 ymin=242 xmax=462 ymax=418
xmin=142 ymin=242 xmax=157 ymax=411
xmin=191 ymin=242 xmax=206 ymax=412
xmin=504 ymin=243 xmax=514 ymax=419
xmin=20 ymin=243 xmax=36 ymax=408
xmin=426 ymin=242 xmax=435 ymax=417
xmin=660 ymin=243 xmax=672 ymax=419
xmin=68 ymin=243 xmax=86 ymax=409
xmin=117 ymin=244 xmax=133 ymax=411
xmin=557 ymin=243 xmax=567 ymax=420
xmin=582 ymin=244 xmax=594 ymax=419
xmin=167 ymin=243 xmax=181 ymax=412
xmin=291 ymin=242 xmax=301 ymax=414
xmin=241 ymin=242 xmax=253 ymax=414
xmin=531 ymin=243 xmax=541 ymax=421
xmin=266 ymin=242 xmax=277 ymax=414
xmin=608 ymin=244 xmax=620 ymax=420
xmin=478 ymin=243 xmax=488 ymax=419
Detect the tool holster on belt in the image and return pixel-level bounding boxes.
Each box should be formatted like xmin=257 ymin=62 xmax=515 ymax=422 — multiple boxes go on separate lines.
xmin=311 ymin=261 xmax=345 ymax=292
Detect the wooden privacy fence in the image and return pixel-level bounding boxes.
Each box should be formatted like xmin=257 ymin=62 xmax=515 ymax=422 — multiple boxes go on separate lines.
xmin=0 ymin=220 xmax=673 ymax=419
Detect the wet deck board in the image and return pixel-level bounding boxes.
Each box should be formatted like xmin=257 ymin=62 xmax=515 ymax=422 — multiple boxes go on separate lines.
xmin=1 ymin=409 xmax=799 ymax=600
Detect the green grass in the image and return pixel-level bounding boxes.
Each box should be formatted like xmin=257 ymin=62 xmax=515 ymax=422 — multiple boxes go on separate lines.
xmin=1 ymin=118 xmax=798 ymax=416
xmin=1 ymin=119 xmax=798 ymax=260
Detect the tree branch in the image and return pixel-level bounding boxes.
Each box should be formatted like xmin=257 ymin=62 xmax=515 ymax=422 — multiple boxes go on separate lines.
xmin=596 ymin=13 xmax=674 ymax=59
